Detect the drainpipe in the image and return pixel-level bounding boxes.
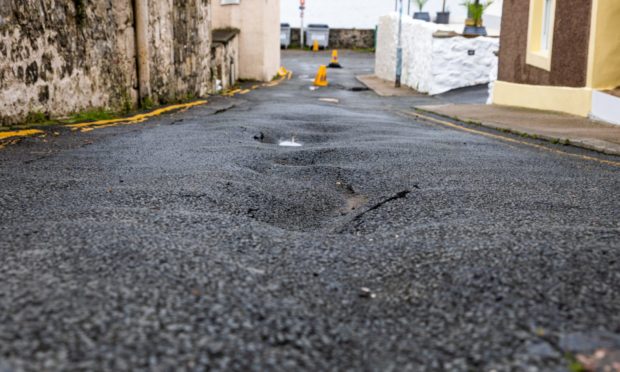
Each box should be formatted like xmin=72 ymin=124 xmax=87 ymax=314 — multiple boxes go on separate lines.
xmin=134 ymin=0 xmax=151 ymax=105
xmin=395 ymin=0 xmax=403 ymax=88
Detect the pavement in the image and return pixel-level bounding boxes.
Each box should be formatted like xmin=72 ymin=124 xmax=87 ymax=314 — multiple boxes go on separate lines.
xmin=356 ymin=75 xmax=422 ymax=97
xmin=357 ymin=72 xmax=620 ymax=155
xmin=0 ymin=50 xmax=619 ymax=371
xmin=417 ymin=104 xmax=620 ymax=156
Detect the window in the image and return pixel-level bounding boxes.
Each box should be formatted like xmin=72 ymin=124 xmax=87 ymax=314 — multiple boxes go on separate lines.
xmin=526 ymin=0 xmax=556 ymax=71
xmin=541 ymin=0 xmax=553 ymax=51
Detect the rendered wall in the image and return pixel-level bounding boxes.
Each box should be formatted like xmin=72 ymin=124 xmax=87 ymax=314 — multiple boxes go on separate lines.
xmin=588 ymin=0 xmax=620 ymax=90
xmin=211 ymin=36 xmax=239 ymax=91
xmin=0 ymin=0 xmax=213 ymax=126
xmin=213 ymin=0 xmax=280 ymax=82
xmin=375 ymin=14 xmax=498 ymax=95
xmin=497 ymin=0 xmax=592 ymax=88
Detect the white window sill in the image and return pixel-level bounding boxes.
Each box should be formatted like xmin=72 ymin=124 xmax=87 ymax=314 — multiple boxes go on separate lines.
xmin=526 ymin=51 xmax=552 ymax=71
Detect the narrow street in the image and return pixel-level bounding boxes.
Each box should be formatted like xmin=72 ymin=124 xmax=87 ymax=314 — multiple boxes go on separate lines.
xmin=1 ymin=51 xmax=619 ymax=371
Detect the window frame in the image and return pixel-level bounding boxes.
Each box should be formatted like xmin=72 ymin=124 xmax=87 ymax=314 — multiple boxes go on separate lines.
xmin=526 ymin=0 xmax=556 ymax=71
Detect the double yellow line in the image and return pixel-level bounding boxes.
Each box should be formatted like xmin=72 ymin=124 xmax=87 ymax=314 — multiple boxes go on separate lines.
xmin=1 ymin=66 xmax=295 ymax=146
xmin=67 ymin=100 xmax=208 ymax=132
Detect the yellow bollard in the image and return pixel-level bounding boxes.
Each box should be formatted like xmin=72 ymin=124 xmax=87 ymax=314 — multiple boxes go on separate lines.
xmin=312 ymin=40 xmax=319 ymax=52
xmin=313 ymin=65 xmax=329 ymax=87
xmin=328 ymin=50 xmax=342 ymax=68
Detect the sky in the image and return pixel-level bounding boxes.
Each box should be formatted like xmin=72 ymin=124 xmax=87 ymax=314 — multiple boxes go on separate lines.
xmin=280 ymin=0 xmax=503 ymax=29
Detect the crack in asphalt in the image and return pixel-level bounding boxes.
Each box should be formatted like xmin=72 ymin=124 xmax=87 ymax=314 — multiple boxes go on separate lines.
xmin=333 ymin=188 xmax=416 ymax=234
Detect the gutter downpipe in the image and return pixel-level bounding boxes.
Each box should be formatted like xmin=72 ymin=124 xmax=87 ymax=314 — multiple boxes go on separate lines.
xmin=134 ymin=0 xmax=151 ymax=105
xmin=395 ymin=0 xmax=403 ymax=88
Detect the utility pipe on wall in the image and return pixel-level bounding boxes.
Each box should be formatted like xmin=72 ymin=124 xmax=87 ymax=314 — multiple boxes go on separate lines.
xmin=395 ymin=0 xmax=403 ymax=88
xmin=134 ymin=0 xmax=151 ymax=104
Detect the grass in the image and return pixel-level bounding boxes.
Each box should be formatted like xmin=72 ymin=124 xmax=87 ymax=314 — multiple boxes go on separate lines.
xmin=565 ymin=353 xmax=586 ymax=372
xmin=2 ymin=92 xmax=206 ymax=131
xmin=64 ymin=108 xmax=115 ymax=124
xmin=141 ymin=97 xmax=155 ymax=110
xmin=25 ymin=111 xmax=50 ymax=125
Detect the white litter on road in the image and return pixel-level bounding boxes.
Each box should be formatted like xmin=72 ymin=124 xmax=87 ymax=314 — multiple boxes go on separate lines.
xmin=319 ymin=98 xmax=339 ymax=104
xmin=279 ymin=137 xmax=302 ymax=147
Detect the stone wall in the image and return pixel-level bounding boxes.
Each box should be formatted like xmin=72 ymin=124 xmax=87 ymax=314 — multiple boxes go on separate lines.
xmin=0 ymin=0 xmax=213 ymax=126
xmin=288 ymin=28 xmax=375 ymax=49
xmin=148 ymin=0 xmax=212 ymax=103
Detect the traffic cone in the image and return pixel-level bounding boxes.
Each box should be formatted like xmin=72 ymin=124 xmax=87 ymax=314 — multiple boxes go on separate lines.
xmin=328 ymin=50 xmax=341 ymax=68
xmin=313 ymin=65 xmax=328 ymax=87
xmin=312 ymin=40 xmax=319 ymax=52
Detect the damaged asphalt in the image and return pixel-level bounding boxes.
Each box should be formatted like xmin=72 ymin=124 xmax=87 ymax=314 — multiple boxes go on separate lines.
xmin=0 ymin=50 xmax=619 ymax=371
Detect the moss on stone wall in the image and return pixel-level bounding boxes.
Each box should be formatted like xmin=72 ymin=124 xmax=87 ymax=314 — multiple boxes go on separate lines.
xmin=73 ymin=0 xmax=87 ymax=27
xmin=0 ymin=0 xmax=214 ymax=126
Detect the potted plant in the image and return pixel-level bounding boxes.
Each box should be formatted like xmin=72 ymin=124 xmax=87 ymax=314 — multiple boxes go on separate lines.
xmin=462 ymin=0 xmax=494 ymax=36
xmin=436 ymin=0 xmax=450 ymax=24
xmin=413 ymin=0 xmax=431 ymax=22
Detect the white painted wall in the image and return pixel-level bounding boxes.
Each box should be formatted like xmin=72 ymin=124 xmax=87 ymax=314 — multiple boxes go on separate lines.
xmin=591 ymin=91 xmax=620 ymax=126
xmin=213 ymin=0 xmax=281 ymax=81
xmin=281 ymin=0 xmax=502 ymax=30
xmin=375 ymin=13 xmax=499 ymax=95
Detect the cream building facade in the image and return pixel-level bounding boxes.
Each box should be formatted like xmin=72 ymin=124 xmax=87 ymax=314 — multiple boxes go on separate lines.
xmin=493 ymin=0 xmax=620 ymax=124
xmin=212 ymin=0 xmax=281 ymax=82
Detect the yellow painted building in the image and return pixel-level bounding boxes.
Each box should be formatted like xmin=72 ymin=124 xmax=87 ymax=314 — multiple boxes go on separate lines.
xmin=493 ymin=0 xmax=620 ymax=124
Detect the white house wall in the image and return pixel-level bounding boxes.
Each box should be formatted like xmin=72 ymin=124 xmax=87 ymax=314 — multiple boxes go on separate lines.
xmin=376 ymin=14 xmax=499 ymax=95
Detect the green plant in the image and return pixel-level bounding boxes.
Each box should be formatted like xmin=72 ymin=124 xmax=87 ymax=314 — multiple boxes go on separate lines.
xmin=66 ymin=109 xmax=114 ymax=123
xmin=121 ymin=91 xmax=134 ymax=113
xmin=141 ymin=96 xmax=155 ymax=110
xmin=414 ymin=0 xmax=429 ymax=11
xmin=462 ymin=0 xmax=494 ymax=24
xmin=26 ymin=111 xmax=49 ymax=124
xmin=565 ymin=353 xmax=586 ymax=372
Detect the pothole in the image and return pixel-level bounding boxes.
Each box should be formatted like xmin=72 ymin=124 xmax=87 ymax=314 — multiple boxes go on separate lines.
xmin=252 ymin=131 xmax=278 ymax=144
xmin=344 ymin=195 xmax=368 ymax=213
xmin=253 ymin=132 xmax=306 ymax=147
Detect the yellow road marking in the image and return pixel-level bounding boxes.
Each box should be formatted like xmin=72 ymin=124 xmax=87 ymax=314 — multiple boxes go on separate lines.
xmin=278 ymin=66 xmax=289 ymax=77
xmin=227 ymin=89 xmax=242 ymax=95
xmin=0 ymin=129 xmax=44 ymax=140
xmin=403 ymin=111 xmax=620 ymax=168
xmin=67 ymin=100 xmax=207 ymax=130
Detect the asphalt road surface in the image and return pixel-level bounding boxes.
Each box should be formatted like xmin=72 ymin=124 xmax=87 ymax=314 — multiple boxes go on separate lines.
xmin=1 ymin=51 xmax=619 ymax=371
